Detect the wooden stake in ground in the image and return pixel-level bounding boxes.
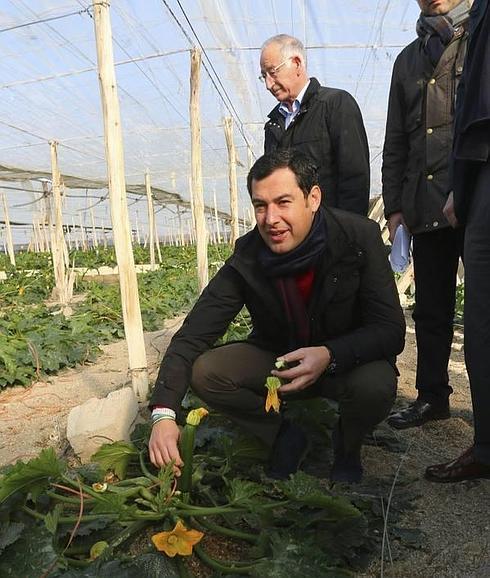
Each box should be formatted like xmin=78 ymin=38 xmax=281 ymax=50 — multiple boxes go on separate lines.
xmin=90 ymin=207 xmax=99 ymax=248
xmin=145 ymin=170 xmax=156 ymax=269
xmin=189 ymin=47 xmax=209 ymax=292
xmin=1 ymin=193 xmax=16 ymax=267
xmin=41 ymin=181 xmax=51 ymax=252
xmin=213 ymin=189 xmax=222 ymax=244
xmin=224 ymin=116 xmax=240 ymax=245
xmin=92 ymin=0 xmax=148 ymax=399
xmin=49 ymin=141 xmax=71 ymax=304
xmin=79 ymin=215 xmax=87 ymax=251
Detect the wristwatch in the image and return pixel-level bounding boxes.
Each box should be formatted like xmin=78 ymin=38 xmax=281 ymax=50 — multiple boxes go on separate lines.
xmin=325 ymin=348 xmax=337 ymax=375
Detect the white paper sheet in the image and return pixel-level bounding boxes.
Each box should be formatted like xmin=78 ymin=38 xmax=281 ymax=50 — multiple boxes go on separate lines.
xmin=389 ymin=224 xmax=411 ymax=273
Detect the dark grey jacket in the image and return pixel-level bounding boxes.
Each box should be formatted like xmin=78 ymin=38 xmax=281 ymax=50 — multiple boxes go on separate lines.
xmin=151 ymin=209 xmax=405 ymax=411
xmin=264 ymin=78 xmax=370 ymax=216
xmin=382 ymin=28 xmax=468 ymax=234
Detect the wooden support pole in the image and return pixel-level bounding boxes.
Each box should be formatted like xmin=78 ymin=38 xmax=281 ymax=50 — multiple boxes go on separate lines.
xmin=145 ymin=170 xmax=156 ymax=269
xmin=177 ymin=204 xmax=184 ymax=247
xmin=102 ymin=219 xmax=108 ymax=249
xmin=79 ymin=215 xmax=87 ymax=251
xmin=31 ymin=223 xmax=37 ymax=253
xmin=155 ymin=218 xmax=162 ymax=261
xmin=1 ymin=194 xmax=16 ymax=266
xmin=92 ymin=0 xmax=148 ymax=399
xmin=189 ymin=47 xmax=209 ymax=292
xmin=90 ymin=207 xmax=99 ymax=248
xmin=34 ymin=219 xmax=43 ymax=253
xmin=41 ymin=182 xmax=51 ymax=252
xmin=213 ymin=189 xmax=222 ymax=244
xmin=71 ymin=218 xmax=79 ymax=251
xmin=49 ymin=141 xmax=70 ymax=304
xmin=224 ymin=116 xmax=240 ymax=245
xmin=135 ymin=211 xmax=141 ymax=246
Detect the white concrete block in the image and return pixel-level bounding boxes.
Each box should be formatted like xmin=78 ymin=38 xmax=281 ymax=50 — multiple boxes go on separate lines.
xmin=67 ymin=387 xmax=138 ymax=462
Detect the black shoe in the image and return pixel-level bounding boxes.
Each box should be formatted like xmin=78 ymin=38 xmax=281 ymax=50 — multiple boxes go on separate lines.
xmin=330 ymin=452 xmax=363 ymax=483
xmin=267 ymin=420 xmax=309 ymax=480
xmin=387 ymin=399 xmax=450 ymax=430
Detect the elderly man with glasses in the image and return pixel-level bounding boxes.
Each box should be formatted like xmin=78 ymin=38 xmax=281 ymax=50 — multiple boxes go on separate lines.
xmin=260 ymin=34 xmax=370 ymax=216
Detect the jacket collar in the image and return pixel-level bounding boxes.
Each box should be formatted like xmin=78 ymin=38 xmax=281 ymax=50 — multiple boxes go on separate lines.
xmin=267 ymin=77 xmax=322 ymax=121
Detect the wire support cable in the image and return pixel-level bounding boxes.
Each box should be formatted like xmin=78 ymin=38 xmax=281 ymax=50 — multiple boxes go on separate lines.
xmin=0 ymin=6 xmax=92 ymax=34
xmin=161 ymin=0 xmax=256 ymax=159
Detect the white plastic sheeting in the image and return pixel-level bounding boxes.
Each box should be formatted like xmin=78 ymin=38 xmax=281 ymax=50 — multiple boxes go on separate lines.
xmin=0 ymin=0 xmax=419 ymax=244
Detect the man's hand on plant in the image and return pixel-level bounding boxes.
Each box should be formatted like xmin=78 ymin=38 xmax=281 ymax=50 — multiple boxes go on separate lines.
xmin=149 ymin=419 xmax=183 ymax=476
xmin=272 ymin=346 xmax=331 ymax=394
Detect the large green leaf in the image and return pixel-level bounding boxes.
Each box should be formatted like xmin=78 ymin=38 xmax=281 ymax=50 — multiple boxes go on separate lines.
xmin=90 ymin=441 xmax=138 ymax=479
xmin=250 ymin=532 xmax=354 ymax=578
xmin=0 ymin=521 xmax=25 ymax=554
xmin=0 ymin=448 xmax=65 ymax=503
xmin=226 ymin=478 xmax=264 ymax=506
xmin=44 ymin=503 xmax=63 ymax=535
xmin=0 ymin=523 xmax=58 ymax=577
xmin=90 ymin=493 xmax=129 ymax=516
xmin=278 ymin=471 xmax=361 ymax=520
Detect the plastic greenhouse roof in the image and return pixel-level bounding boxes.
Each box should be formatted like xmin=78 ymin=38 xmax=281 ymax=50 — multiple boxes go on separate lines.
xmin=0 ymin=0 xmax=419 ymax=244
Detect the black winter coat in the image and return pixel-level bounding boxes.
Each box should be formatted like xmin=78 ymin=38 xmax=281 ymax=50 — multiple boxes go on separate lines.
xmin=264 ymin=78 xmax=370 ymax=216
xmin=382 ymin=27 xmax=468 ymax=234
xmin=453 ymin=0 xmax=490 ymax=222
xmin=151 ymin=209 xmax=405 ymax=411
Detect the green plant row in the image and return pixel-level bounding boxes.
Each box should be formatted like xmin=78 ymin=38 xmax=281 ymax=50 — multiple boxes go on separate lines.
xmin=0 ymin=245 xmax=233 ymax=389
xmin=0 ymin=405 xmax=364 ymax=577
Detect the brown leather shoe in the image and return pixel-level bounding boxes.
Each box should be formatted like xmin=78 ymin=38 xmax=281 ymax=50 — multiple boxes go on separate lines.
xmin=425 ymin=447 xmax=490 ymax=483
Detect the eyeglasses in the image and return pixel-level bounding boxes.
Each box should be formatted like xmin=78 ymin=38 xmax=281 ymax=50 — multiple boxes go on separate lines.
xmin=258 ymin=57 xmax=292 ymax=82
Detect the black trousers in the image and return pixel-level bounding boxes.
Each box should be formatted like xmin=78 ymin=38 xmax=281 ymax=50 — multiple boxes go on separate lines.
xmin=464 ymin=160 xmax=490 ymax=464
xmin=191 ymin=343 xmax=397 ymax=456
xmin=411 ymin=227 xmax=464 ymax=403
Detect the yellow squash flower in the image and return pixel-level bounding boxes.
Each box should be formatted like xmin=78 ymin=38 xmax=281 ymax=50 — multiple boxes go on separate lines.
xmin=152 ymin=520 xmax=204 ymax=557
xmin=186 ymin=407 xmax=209 ymax=426
xmin=265 ymin=376 xmax=281 ymax=413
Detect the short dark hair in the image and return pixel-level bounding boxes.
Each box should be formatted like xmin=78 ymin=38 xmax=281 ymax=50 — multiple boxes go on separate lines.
xmin=247 ymin=150 xmax=319 ymax=198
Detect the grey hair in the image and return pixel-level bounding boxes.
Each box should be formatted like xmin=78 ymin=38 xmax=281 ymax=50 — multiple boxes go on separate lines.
xmin=261 ymin=34 xmax=307 ymax=68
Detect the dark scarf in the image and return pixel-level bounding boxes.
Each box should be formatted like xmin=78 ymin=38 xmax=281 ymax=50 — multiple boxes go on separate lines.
xmin=258 ymin=210 xmax=327 ymax=278
xmin=416 ymin=1 xmax=472 ymax=65
xmin=258 ymin=210 xmax=327 ymax=348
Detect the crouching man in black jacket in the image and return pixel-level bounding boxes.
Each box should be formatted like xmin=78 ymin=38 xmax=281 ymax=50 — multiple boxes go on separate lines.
xmin=149 ymin=150 xmax=405 ymax=483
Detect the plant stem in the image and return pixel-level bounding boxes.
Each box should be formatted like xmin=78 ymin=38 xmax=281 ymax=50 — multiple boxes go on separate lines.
xmin=46 ymin=490 xmax=93 ymax=505
xmin=139 ymin=450 xmax=160 ymax=483
xmin=64 ymin=557 xmax=92 ymax=568
xmin=196 ymin=516 xmax=259 ymax=543
xmin=177 ymin=505 xmax=248 ymax=517
xmin=194 ymin=544 xmax=258 ymax=575
xmin=110 ymin=519 xmax=149 ymax=550
xmin=22 ymin=505 xmax=116 ymax=524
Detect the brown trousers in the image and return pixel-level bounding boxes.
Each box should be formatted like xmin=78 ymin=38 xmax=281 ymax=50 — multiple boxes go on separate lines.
xmin=191 ymin=343 xmax=397 ymax=454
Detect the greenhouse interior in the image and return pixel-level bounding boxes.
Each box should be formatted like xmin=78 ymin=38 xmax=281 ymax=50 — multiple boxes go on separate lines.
xmin=0 ymin=1 xmax=487 ymax=577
